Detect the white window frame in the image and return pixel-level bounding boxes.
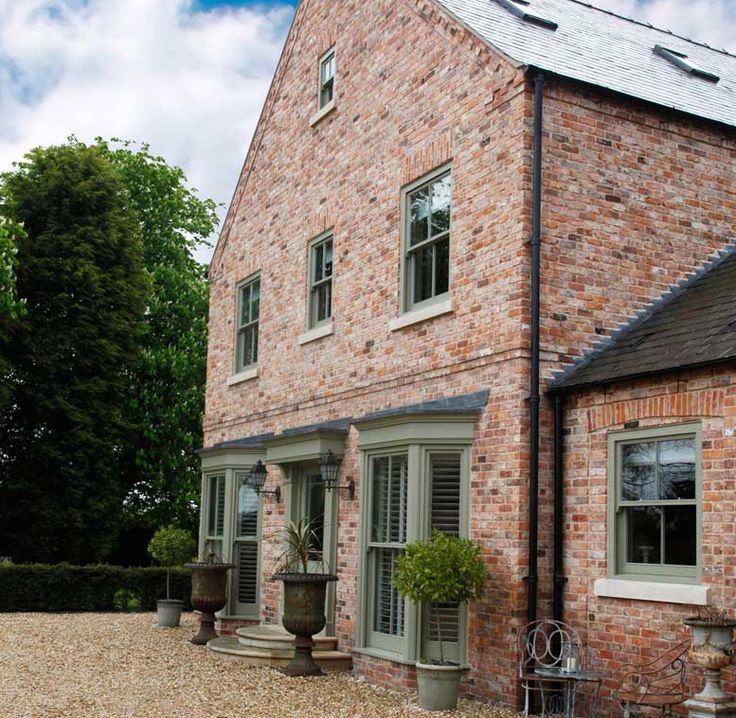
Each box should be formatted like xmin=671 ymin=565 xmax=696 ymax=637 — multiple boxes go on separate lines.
xmin=607 ymin=422 xmax=702 ymax=584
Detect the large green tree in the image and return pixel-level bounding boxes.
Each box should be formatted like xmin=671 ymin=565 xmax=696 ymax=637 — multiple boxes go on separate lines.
xmin=0 ymin=143 xmax=148 ymax=563
xmin=0 ymin=216 xmax=24 ymax=411
xmin=95 ymin=139 xmax=216 ymax=535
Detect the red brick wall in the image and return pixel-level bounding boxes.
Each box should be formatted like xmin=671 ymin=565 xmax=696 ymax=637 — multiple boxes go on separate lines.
xmin=560 ymin=367 xmax=736 ymax=713
xmin=203 ymin=0 xmax=736 ymax=709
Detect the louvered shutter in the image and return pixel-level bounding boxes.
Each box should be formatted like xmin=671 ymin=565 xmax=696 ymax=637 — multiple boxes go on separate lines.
xmin=233 ymin=474 xmax=260 ymax=611
xmin=428 ymin=453 xmax=461 ymax=644
xmin=371 ymin=454 xmax=407 ymax=638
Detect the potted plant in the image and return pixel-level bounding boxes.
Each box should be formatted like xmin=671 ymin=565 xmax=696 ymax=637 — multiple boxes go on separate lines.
xmin=684 ymin=605 xmax=736 ymax=708
xmin=271 ymin=519 xmax=337 ymax=677
xmin=147 ymin=525 xmax=196 ymax=628
xmin=393 ymin=530 xmax=487 ymax=711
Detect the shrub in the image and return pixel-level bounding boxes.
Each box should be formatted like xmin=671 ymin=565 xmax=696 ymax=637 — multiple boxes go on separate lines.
xmin=393 ymin=531 xmax=487 ymax=663
xmin=147 ymin=525 xmax=196 ymax=600
xmin=0 ymin=564 xmax=192 ymax=612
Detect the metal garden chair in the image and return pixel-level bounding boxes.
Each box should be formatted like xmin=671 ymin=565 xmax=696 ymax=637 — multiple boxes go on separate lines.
xmin=613 ymin=641 xmax=689 ymax=717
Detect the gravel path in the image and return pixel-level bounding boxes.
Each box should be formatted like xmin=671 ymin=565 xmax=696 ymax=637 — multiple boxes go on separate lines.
xmin=0 ymin=613 xmax=522 ymax=718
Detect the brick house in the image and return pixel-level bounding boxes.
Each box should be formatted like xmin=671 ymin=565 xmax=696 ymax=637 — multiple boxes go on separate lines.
xmin=198 ymin=0 xmax=736 ymax=710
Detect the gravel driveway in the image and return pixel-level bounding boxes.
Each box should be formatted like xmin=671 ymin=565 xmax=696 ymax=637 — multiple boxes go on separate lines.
xmin=0 ymin=613 xmax=522 ymax=718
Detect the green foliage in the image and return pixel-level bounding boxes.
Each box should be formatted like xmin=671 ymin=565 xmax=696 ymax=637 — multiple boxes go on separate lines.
xmin=147 ymin=525 xmax=196 ymax=600
xmin=94 ymin=139 xmax=217 ymax=535
xmin=0 ymin=142 xmax=148 ymax=564
xmin=273 ymin=519 xmax=326 ymax=574
xmin=0 ymin=563 xmax=192 ymax=612
xmin=0 ymin=215 xmax=25 ymax=411
xmin=394 ymin=531 xmax=487 ymax=662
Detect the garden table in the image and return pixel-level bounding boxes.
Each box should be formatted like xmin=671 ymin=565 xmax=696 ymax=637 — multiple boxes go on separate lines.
xmin=534 ymin=666 xmax=604 ymax=718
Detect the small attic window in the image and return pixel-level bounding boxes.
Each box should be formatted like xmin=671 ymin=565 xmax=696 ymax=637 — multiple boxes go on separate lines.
xmin=493 ymin=0 xmax=558 ymax=30
xmin=653 ymin=45 xmax=720 ymax=83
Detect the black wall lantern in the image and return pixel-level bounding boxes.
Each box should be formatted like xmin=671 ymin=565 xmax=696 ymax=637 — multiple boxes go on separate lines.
xmin=319 ymin=450 xmax=354 ymax=499
xmin=247 ymin=460 xmax=281 ymax=502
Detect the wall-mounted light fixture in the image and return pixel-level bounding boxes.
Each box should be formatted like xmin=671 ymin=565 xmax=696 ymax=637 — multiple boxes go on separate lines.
xmin=319 ymin=450 xmax=354 ymax=499
xmin=247 ymin=460 xmax=281 ymax=502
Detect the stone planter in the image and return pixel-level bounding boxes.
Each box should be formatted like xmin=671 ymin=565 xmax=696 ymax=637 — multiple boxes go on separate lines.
xmin=684 ymin=617 xmax=736 ymax=717
xmin=273 ymin=572 xmax=337 ymax=676
xmin=156 ymin=599 xmax=184 ymax=628
xmin=416 ymin=662 xmax=464 ymax=711
xmin=186 ymin=561 xmax=234 ymax=645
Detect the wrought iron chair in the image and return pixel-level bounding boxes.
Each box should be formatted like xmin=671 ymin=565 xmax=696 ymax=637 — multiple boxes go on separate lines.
xmin=518 ymin=619 xmax=583 ymax=717
xmin=613 ymin=641 xmax=689 ymax=717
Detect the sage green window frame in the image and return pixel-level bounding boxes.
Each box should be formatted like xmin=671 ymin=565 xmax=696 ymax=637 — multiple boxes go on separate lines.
xmin=307 ymin=231 xmax=333 ymax=329
xmin=203 ymin=473 xmax=227 ymax=560
xmin=607 ymin=423 xmax=702 ymax=584
xmin=318 ymin=47 xmax=336 ymax=110
xmin=400 ymin=165 xmax=452 ymax=313
xmin=357 ymin=437 xmax=471 ymax=664
xmin=235 ymin=274 xmax=260 ymax=372
xmin=232 ymin=471 xmax=262 ymax=618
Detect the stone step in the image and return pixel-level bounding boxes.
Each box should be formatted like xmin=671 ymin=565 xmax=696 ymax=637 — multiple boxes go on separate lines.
xmin=207 ymin=636 xmax=352 ymax=672
xmin=236 ymin=624 xmax=337 ymax=652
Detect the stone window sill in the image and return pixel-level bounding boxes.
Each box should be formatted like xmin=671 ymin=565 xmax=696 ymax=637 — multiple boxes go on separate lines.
xmin=298 ymin=323 xmax=333 ymax=345
xmin=310 ymin=100 xmax=336 ymax=127
xmin=227 ymin=366 xmax=259 ymax=386
xmin=389 ymin=297 xmax=453 ymax=331
xmin=594 ymin=578 xmax=709 ymax=605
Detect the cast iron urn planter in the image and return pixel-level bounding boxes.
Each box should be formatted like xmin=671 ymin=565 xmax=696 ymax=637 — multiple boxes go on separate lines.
xmin=185 ymin=557 xmax=235 ymax=645
xmin=273 ymin=572 xmax=337 ymax=676
xmin=684 ymin=613 xmax=736 ymax=717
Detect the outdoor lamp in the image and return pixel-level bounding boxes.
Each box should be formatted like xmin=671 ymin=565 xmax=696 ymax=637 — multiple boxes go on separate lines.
xmin=319 ymin=450 xmax=355 ymax=499
xmin=247 ymin=460 xmax=281 ymax=502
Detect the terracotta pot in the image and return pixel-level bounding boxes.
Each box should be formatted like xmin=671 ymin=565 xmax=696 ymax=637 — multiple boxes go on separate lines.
xmin=186 ymin=561 xmax=234 ymax=645
xmin=273 ymin=572 xmax=337 ymax=676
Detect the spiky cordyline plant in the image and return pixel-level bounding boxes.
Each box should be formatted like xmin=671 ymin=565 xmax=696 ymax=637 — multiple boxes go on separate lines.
xmin=272 ymin=519 xmax=327 ymax=574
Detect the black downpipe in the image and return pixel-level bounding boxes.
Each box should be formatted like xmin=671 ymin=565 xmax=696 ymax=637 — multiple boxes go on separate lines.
xmin=525 ymin=71 xmax=544 ymax=627
xmin=552 ymin=393 xmax=565 ymax=622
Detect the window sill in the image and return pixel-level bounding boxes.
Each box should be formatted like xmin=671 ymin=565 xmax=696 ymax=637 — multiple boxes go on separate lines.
xmin=594 ymin=578 xmax=709 ymax=605
xmin=227 ymin=366 xmax=259 ymax=386
xmin=310 ymin=100 xmax=336 ymax=127
xmin=389 ymin=297 xmax=453 ymax=331
xmin=298 ymin=323 xmax=333 ymax=345
xmin=352 ymin=646 xmax=416 ymax=666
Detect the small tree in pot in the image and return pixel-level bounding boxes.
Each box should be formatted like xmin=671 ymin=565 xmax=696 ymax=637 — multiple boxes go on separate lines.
xmin=272 ymin=519 xmax=337 ymax=677
xmin=147 ymin=525 xmax=196 ymax=627
xmin=393 ymin=531 xmax=487 ymax=711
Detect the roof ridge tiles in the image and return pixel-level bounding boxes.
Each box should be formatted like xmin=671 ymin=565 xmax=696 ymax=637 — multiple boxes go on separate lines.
xmin=548 ymin=240 xmax=736 ymax=389
xmin=563 ymin=0 xmax=736 ymax=59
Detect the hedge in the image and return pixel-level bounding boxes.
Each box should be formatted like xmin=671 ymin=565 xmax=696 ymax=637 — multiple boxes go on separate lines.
xmin=0 ymin=564 xmax=192 ymax=612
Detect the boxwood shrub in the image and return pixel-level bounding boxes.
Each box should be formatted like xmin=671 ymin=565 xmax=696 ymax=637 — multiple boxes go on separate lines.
xmin=0 ymin=564 xmax=192 ymax=612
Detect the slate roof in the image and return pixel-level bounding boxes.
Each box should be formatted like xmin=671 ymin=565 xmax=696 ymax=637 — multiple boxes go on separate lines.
xmin=550 ymin=245 xmax=736 ymax=391
xmin=435 ymin=0 xmax=736 ymax=128
xmin=355 ymin=389 xmax=490 ymax=423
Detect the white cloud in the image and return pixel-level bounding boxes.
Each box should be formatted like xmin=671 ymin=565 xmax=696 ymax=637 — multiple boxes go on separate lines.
xmin=591 ymin=0 xmax=736 ymax=52
xmin=0 ymin=0 xmax=293 ymax=262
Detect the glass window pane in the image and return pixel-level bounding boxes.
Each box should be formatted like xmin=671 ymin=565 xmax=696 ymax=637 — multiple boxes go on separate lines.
xmin=413 ymin=246 xmax=434 ymax=304
xmin=626 ymin=506 xmax=661 ymax=564
xmin=250 ymin=280 xmax=260 ymax=321
xmin=216 ymin=477 xmax=226 ymax=536
xmin=621 ymin=442 xmax=656 ymax=500
xmin=430 ymin=453 xmax=461 ymax=536
xmin=207 ymin=476 xmax=218 ymax=535
xmin=659 ymin=438 xmax=696 ymax=499
xmin=237 ymin=477 xmax=259 ymax=538
xmin=371 ymin=457 xmax=389 ymax=543
xmin=435 ymin=238 xmax=450 ymax=296
xmin=239 ymin=286 xmax=250 ymax=326
xmin=664 ymin=506 xmax=696 ymax=565
xmin=314 ymin=243 xmax=324 ymax=283
xmin=236 ymin=542 xmax=258 ymax=604
xmin=306 ymin=475 xmax=325 ymax=559
xmin=324 ymin=240 xmax=333 ymax=278
xmin=374 ymin=547 xmax=404 ymax=636
xmin=430 ymin=174 xmax=451 ymax=236
xmin=409 ymin=188 xmax=429 ymax=246
xmin=321 ymin=53 xmax=335 ymax=82
xmin=317 ymin=283 xmax=331 ymax=322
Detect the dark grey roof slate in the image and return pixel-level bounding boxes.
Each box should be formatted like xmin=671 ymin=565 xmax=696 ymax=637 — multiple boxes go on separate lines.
xmin=436 ymin=0 xmax=736 ymax=128
xmin=355 ymin=390 xmax=490 ymax=423
xmin=277 ymin=417 xmax=353 ymax=438
xmin=550 ymin=244 xmax=736 ymax=391
xmin=198 ymin=433 xmax=275 ymax=453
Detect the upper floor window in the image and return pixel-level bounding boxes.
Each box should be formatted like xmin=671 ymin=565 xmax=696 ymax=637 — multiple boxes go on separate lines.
xmin=609 ymin=423 xmax=700 ymax=583
xmin=403 ymin=168 xmax=452 ymax=311
xmin=308 ymin=232 xmax=333 ymax=328
xmin=318 ymin=47 xmax=336 ymax=109
xmin=236 ymin=275 xmax=260 ymax=371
